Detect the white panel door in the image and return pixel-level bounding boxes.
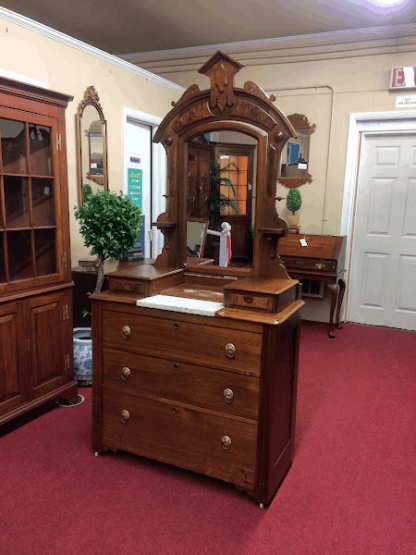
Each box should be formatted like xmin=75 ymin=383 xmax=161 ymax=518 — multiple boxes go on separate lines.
xmin=349 ymin=133 xmax=416 ymax=330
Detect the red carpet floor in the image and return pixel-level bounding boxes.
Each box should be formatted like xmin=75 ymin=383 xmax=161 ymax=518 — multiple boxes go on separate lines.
xmin=1 ymin=322 xmax=415 ymax=555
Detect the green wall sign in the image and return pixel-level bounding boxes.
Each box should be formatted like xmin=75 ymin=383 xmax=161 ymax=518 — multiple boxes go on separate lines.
xmin=127 ymin=168 xmax=142 ymax=210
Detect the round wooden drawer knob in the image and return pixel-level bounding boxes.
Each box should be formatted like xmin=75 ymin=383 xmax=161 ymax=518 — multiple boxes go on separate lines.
xmin=222 ymin=436 xmax=232 ymax=450
xmin=244 ymin=295 xmax=253 ymax=304
xmin=122 ymin=325 xmax=131 ymax=340
xmin=225 ymin=343 xmax=236 ymax=358
xmin=223 ymin=388 xmax=234 ymax=404
xmin=121 ymin=410 xmax=130 ymax=423
xmin=120 ymin=367 xmax=131 ymax=382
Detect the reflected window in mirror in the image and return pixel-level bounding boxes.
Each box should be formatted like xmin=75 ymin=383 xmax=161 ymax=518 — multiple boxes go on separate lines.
xmin=76 ymin=86 xmax=108 ymax=204
xmin=279 ymin=114 xmax=315 ymax=189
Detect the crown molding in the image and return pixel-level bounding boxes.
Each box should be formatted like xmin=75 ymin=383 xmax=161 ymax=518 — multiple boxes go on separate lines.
xmin=0 ymin=7 xmax=185 ymax=93
xmin=121 ymin=23 xmax=416 ymax=75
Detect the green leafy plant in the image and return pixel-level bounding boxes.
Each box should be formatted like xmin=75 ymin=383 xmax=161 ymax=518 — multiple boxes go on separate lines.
xmin=209 ymin=161 xmax=239 ymax=227
xmin=74 ymin=187 xmax=142 ymax=294
xmin=286 ymin=188 xmax=302 ymax=215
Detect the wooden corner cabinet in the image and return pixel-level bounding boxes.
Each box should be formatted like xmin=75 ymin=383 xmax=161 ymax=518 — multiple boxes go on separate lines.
xmin=0 ymin=78 xmax=77 ymax=426
xmin=92 ymin=52 xmax=304 ymax=507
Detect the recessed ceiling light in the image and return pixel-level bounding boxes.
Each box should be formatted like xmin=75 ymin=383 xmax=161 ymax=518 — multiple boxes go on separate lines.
xmin=366 ymin=0 xmax=406 ymax=6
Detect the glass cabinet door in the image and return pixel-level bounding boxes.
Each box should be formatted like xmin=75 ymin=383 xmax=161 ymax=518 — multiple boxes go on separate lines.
xmin=0 ymin=111 xmax=62 ymax=290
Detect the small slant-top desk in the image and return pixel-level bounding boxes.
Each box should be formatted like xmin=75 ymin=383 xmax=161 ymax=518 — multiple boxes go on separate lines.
xmin=91 ymin=52 xmax=305 ymax=507
xmin=279 ymin=234 xmax=346 ymax=338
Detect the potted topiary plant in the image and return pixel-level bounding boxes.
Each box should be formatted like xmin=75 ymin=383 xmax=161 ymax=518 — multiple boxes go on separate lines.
xmin=72 ymin=187 xmax=142 ymax=385
xmin=74 ymin=186 xmax=142 ymax=294
xmin=286 ymin=188 xmax=302 ymax=232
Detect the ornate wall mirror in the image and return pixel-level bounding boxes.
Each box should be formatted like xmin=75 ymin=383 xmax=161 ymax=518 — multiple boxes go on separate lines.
xmin=278 ymin=114 xmax=315 ymax=189
xmin=76 ymin=86 xmax=108 ymax=204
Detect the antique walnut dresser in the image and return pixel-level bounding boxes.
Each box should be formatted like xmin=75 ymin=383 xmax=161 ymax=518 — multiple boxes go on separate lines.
xmin=92 ymin=52 xmax=305 ymax=507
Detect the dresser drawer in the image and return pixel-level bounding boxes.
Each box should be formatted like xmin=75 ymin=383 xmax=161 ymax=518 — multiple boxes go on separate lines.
xmin=103 ymin=348 xmax=260 ymax=419
xmin=102 ymin=310 xmax=262 ymax=375
xmin=102 ymin=387 xmax=258 ymax=476
xmin=228 ymin=293 xmax=272 ymax=311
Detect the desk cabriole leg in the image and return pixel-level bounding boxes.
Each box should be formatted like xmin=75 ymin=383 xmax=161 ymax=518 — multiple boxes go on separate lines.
xmin=327 ymin=283 xmax=339 ymax=338
xmin=336 ymin=278 xmax=346 ymax=329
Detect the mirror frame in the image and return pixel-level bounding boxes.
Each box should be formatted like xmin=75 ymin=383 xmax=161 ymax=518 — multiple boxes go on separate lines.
xmin=278 ymin=113 xmax=316 ymax=189
xmin=76 ymin=86 xmax=108 ymax=204
xmin=152 ymin=51 xmax=297 ymax=279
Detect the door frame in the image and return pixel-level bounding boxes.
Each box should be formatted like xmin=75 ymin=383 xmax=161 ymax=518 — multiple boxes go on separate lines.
xmin=122 ymin=107 xmax=165 ymax=258
xmin=340 ymin=110 xmax=416 ymax=321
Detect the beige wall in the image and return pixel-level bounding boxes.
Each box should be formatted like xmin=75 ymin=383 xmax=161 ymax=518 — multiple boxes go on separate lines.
xmin=0 ymin=18 xmax=181 ymax=266
xmin=158 ymin=48 xmax=416 ymax=321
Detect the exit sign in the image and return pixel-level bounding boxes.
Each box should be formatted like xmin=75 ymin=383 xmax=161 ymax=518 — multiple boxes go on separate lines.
xmin=390 ymin=67 xmax=416 ymax=90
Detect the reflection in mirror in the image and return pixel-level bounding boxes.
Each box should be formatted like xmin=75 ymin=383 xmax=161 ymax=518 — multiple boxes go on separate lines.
xmin=186 ymin=218 xmax=208 ymax=258
xmin=76 ymin=86 xmax=108 ymax=204
xmin=279 ymin=114 xmax=315 ymax=189
xmin=186 ymin=131 xmax=257 ymax=268
xmin=281 ymin=128 xmax=309 ymax=179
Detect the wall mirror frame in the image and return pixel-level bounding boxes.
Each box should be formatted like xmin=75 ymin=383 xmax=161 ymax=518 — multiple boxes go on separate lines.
xmin=76 ymin=86 xmax=108 ymax=204
xmin=278 ymin=113 xmax=316 ymax=189
xmin=152 ymin=51 xmax=298 ymax=279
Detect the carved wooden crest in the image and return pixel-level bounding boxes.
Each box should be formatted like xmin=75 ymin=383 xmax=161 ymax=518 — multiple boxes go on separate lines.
xmin=198 ymin=52 xmax=243 ymax=112
xmin=77 ymin=86 xmax=102 ymax=112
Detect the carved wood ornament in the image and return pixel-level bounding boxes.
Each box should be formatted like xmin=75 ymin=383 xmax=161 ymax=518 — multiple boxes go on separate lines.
xmin=153 ymin=51 xmax=297 ymax=278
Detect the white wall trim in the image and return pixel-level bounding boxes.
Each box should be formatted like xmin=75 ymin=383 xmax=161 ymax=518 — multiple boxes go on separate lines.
xmin=0 ymin=67 xmax=49 ymax=89
xmin=121 ymin=23 xmax=416 ymax=74
xmin=0 ymin=7 xmax=185 ymax=94
xmin=341 ymin=110 xmax=416 ymax=320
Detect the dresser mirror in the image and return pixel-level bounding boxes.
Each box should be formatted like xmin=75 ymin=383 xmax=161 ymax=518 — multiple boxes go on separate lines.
xmin=76 ymin=86 xmax=108 ymax=204
xmin=186 ymin=130 xmax=257 ymax=267
xmin=278 ymin=113 xmax=315 ymax=189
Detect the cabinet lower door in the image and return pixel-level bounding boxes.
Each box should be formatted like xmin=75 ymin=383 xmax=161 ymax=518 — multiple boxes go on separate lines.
xmin=26 ymin=291 xmax=71 ymax=399
xmin=0 ymin=301 xmax=26 ymax=416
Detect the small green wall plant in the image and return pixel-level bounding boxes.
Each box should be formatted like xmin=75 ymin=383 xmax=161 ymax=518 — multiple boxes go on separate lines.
xmin=74 ymin=186 xmax=142 ymax=293
xmin=286 ymin=188 xmax=302 ymax=215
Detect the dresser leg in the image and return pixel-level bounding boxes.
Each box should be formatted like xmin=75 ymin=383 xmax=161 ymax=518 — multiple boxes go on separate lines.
xmin=336 ymin=279 xmax=346 ymax=329
xmin=327 ymin=283 xmax=339 ymax=338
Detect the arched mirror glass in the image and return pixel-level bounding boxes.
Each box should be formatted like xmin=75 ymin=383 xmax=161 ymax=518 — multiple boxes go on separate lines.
xmin=186 ymin=130 xmax=257 ymax=268
xmin=279 ymin=114 xmax=315 ymax=189
xmin=76 ymin=86 xmax=108 ymax=204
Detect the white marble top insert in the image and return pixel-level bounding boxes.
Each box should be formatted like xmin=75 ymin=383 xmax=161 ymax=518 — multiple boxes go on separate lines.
xmin=136 ymin=295 xmax=224 ymax=317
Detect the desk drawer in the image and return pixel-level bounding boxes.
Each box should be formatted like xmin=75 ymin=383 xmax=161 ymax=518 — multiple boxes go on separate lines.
xmin=103 ymin=348 xmax=260 ymax=419
xmin=102 ymin=387 xmax=257 ymax=475
xmin=283 ymin=257 xmax=336 ymax=273
xmin=102 ymin=310 xmax=262 ymax=376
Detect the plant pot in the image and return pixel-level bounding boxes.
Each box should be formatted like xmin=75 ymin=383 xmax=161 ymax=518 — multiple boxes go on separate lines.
xmin=288 ymin=214 xmax=299 ymax=227
xmin=73 ymin=327 xmax=92 ymax=386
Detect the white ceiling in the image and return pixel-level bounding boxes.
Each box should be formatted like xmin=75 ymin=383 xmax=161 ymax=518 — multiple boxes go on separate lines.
xmin=2 ymin=0 xmax=415 ymax=55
